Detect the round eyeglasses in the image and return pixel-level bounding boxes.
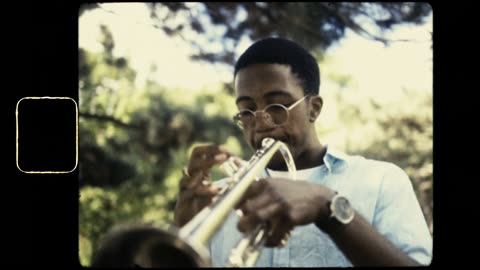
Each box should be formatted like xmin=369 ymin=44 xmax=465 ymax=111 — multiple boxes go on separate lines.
xmin=233 ymin=95 xmax=309 ymax=129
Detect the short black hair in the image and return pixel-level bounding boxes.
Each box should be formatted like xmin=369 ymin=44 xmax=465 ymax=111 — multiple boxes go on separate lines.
xmin=234 ymin=37 xmax=320 ymax=95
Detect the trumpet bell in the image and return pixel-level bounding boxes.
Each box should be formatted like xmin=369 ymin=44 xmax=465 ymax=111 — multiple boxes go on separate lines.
xmin=91 ymin=225 xmax=210 ymax=267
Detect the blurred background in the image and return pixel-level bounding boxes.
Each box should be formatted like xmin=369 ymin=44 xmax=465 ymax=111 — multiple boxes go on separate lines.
xmin=78 ymin=3 xmax=432 ymax=266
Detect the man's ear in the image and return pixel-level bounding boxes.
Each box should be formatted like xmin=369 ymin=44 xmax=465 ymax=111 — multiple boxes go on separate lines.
xmin=308 ymin=96 xmax=323 ymax=122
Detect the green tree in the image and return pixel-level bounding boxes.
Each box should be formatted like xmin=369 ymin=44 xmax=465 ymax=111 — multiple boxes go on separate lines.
xmin=79 ymin=25 xmax=251 ymax=265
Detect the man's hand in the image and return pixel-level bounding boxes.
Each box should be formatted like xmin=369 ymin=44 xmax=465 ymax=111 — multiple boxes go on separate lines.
xmin=235 ymin=178 xmax=336 ymax=247
xmin=173 ymin=145 xmax=231 ymax=227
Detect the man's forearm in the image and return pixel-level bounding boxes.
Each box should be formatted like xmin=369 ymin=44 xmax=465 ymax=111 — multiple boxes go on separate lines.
xmin=319 ymin=211 xmax=421 ymax=266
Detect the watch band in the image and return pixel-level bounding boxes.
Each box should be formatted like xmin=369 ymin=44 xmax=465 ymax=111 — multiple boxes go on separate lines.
xmin=314 ymin=191 xmax=337 ymax=231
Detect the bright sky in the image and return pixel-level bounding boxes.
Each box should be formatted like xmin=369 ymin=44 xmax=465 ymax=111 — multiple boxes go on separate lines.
xmin=322 ymin=19 xmax=432 ymax=103
xmin=79 ymin=3 xmax=432 ymax=103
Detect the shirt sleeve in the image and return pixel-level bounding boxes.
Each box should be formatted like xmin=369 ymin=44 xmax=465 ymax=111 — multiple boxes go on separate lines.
xmin=372 ymin=163 xmax=432 ymax=265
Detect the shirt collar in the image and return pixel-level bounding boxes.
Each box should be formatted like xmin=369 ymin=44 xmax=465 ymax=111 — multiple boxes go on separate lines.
xmin=322 ymin=144 xmax=350 ymax=174
xmin=265 ymin=144 xmax=350 ymax=177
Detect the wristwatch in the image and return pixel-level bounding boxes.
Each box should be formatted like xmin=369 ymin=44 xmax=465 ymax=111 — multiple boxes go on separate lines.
xmin=328 ymin=193 xmax=355 ymax=225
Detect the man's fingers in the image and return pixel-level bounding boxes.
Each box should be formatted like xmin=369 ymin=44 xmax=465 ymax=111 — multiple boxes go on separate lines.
xmin=194 ymin=184 xmax=221 ymax=197
xmin=179 ymin=172 xmax=219 ymax=202
xmin=235 ymin=178 xmax=268 ymax=209
xmin=191 ymin=145 xmax=230 ymax=162
xmin=188 ymin=145 xmax=231 ymax=174
xmin=189 ymin=155 xmax=228 ymax=173
xmin=237 ymin=197 xmax=286 ymax=234
xmin=185 ymin=145 xmax=233 ymax=190
xmin=237 ymin=214 xmax=261 ymax=233
xmin=192 ymin=196 xmax=216 ymax=215
xmin=180 ymin=170 xmax=205 ymax=190
xmin=232 ymin=156 xmax=248 ymax=168
xmin=256 ymin=201 xmax=283 ymax=221
xmin=265 ymin=219 xmax=293 ymax=247
xmin=178 ymin=188 xmax=196 ymax=202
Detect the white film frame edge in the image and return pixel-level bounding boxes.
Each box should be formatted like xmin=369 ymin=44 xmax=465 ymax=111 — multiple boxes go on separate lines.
xmin=16 ymin=97 xmax=79 ymax=174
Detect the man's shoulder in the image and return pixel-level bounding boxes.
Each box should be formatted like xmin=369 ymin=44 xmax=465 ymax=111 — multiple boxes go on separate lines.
xmin=343 ymin=153 xmax=409 ymax=183
xmin=346 ymin=153 xmax=398 ymax=171
xmin=327 ymin=145 xmax=396 ymax=170
xmin=347 ymin=154 xmax=412 ymax=191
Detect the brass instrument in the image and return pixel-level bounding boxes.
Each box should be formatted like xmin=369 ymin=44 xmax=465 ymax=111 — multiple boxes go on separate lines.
xmin=91 ymin=137 xmax=296 ymax=267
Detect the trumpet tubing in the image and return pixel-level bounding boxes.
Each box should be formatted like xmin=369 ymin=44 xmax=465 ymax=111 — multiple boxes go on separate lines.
xmin=91 ymin=137 xmax=296 ymax=267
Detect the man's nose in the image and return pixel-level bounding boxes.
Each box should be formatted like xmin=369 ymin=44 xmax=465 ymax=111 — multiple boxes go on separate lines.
xmin=254 ymin=112 xmax=274 ymax=132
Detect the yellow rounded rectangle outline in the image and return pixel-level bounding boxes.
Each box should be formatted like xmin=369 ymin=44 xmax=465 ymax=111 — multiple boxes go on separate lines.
xmin=16 ymin=96 xmax=78 ymax=174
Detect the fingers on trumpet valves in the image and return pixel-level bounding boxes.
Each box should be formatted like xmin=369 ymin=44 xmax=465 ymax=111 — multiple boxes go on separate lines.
xmin=219 ymin=156 xmax=248 ymax=177
xmin=190 ymin=145 xmax=230 ymax=171
xmin=232 ymin=156 xmax=248 ymax=167
xmin=219 ymin=158 xmax=237 ymax=177
xmin=194 ymin=184 xmax=221 ymax=197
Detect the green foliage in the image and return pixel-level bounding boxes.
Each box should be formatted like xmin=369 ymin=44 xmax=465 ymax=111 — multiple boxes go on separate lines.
xmin=78 ymin=25 xmax=250 ymax=265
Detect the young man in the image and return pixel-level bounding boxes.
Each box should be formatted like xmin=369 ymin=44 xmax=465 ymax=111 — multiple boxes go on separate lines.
xmin=174 ymin=37 xmax=432 ymax=267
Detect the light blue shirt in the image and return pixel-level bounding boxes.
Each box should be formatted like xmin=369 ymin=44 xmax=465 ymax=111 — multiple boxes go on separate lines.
xmin=207 ymin=145 xmax=432 ymax=267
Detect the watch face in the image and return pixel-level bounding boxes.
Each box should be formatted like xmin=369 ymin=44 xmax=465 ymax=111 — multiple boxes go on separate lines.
xmin=332 ymin=196 xmax=354 ymax=224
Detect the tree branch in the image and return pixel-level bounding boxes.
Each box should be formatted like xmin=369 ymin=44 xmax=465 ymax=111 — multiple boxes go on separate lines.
xmin=319 ymin=3 xmax=414 ymax=46
xmin=79 ymin=112 xmax=142 ymax=129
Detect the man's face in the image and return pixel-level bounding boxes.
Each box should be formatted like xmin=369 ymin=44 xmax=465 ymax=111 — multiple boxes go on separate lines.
xmin=234 ymin=63 xmax=311 ymax=169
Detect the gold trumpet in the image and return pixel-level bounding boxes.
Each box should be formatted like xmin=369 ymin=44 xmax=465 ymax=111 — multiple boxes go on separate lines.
xmin=91 ymin=137 xmax=296 ymax=267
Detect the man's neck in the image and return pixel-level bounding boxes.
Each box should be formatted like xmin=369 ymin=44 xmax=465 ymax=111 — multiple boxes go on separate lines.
xmin=295 ymin=135 xmax=327 ymax=170
xmin=295 ymin=145 xmax=326 ymax=170
xmin=264 ymin=130 xmax=326 ymax=171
